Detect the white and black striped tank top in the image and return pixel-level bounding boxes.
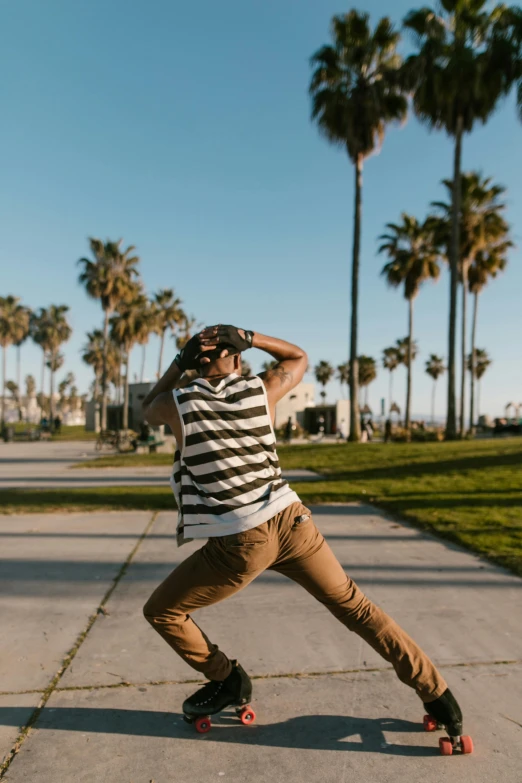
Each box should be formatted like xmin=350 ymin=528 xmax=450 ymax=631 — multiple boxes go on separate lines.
xmin=170 ymin=373 xmax=298 ymax=542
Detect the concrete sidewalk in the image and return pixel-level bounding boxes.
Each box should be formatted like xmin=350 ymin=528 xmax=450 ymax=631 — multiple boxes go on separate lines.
xmin=0 ymin=441 xmax=320 ymax=488
xmin=1 ymin=504 xmax=521 ymax=782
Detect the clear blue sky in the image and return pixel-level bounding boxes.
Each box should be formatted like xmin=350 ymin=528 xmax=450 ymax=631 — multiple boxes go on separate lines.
xmin=1 ymin=0 xmax=520 ymax=419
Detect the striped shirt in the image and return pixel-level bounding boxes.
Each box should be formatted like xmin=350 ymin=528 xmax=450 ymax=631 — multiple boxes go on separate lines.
xmin=170 ymin=373 xmax=299 ymax=543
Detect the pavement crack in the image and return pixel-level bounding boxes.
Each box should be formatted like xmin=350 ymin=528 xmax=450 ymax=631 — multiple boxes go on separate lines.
xmin=0 ymin=511 xmax=157 ymax=779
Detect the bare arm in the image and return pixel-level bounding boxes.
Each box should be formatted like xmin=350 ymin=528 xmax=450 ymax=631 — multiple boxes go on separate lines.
xmin=141 ymin=359 xmax=182 ymax=442
xmin=255 ymin=333 xmax=308 ymax=413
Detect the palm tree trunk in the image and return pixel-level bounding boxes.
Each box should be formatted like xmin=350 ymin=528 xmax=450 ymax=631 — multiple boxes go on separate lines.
xmin=158 ymin=330 xmax=166 ymax=379
xmin=41 ymin=350 xmax=46 ymax=397
xmin=446 ymin=116 xmax=463 ymax=440
xmin=388 ymin=370 xmax=393 ymax=415
xmin=141 ymin=343 xmax=146 ymax=383
xmin=17 ymin=344 xmax=21 ymax=393
xmin=405 ymin=297 xmax=413 ymax=435
xmin=101 ymin=308 xmax=110 ymax=431
xmin=94 ymin=373 xmax=100 ymax=401
xmin=477 ymin=379 xmax=481 ymax=420
xmin=49 ymin=353 xmax=55 ymax=425
xmin=469 ymin=292 xmax=479 ymax=433
xmin=459 ymin=264 xmax=468 ymax=436
xmin=348 ymin=154 xmax=362 ymax=442
xmin=1 ymin=345 xmax=6 ymax=426
xmin=123 ymin=348 xmax=130 ymax=430
xmin=431 ymin=380 xmax=436 ymax=426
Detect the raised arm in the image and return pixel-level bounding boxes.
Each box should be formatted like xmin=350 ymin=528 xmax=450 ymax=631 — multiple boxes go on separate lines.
xmin=255 ymin=333 xmax=308 ymax=411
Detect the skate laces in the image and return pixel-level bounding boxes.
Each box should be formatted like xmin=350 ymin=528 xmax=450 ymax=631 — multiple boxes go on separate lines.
xmin=192 ymin=680 xmax=225 ymax=707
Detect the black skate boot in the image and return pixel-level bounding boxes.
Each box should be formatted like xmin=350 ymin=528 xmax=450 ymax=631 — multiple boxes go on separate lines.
xmin=182 ymin=661 xmax=255 ymax=733
xmin=423 ymin=688 xmax=473 ymax=755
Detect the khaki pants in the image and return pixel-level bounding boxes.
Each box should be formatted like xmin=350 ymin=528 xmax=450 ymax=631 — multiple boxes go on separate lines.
xmin=144 ymin=502 xmax=446 ymax=703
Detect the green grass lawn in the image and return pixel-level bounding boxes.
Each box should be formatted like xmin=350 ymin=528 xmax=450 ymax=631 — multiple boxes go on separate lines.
xmin=11 ymin=423 xmax=96 ymax=441
xmin=1 ymin=438 xmax=521 ymax=577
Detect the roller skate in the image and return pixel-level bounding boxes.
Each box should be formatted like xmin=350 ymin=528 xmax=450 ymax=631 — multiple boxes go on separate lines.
xmin=423 ymin=688 xmax=473 ymax=755
xmin=182 ymin=660 xmax=256 ymax=734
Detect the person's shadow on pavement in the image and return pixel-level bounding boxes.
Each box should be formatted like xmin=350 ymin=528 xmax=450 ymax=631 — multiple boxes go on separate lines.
xmin=0 ymin=707 xmax=438 ymax=756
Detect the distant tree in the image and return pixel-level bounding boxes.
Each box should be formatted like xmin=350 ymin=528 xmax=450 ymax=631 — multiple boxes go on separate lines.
xmin=314 ymin=361 xmax=334 ymax=404
xmin=403 ymin=0 xmax=518 ymax=438
xmin=382 ymin=346 xmax=400 ymax=415
xmin=6 ymin=380 xmax=21 ymax=420
xmin=379 ymin=214 xmax=440 ymax=434
xmin=78 ymin=238 xmax=140 ymax=429
xmin=0 ymin=296 xmax=30 ymax=425
xmin=425 ymin=354 xmax=446 ymax=425
xmin=467 ymin=348 xmax=491 ymax=419
xmin=310 ymin=10 xmax=407 ymax=440
xmin=358 ymin=355 xmax=377 ymax=407
xmin=25 ymin=374 xmax=36 ymax=398
xmin=336 ymin=362 xmax=349 ymax=400
xmin=152 ymin=289 xmax=184 ymax=378
xmin=430 ymin=172 xmax=511 ymax=435
xmin=241 ymin=359 xmax=252 ymax=377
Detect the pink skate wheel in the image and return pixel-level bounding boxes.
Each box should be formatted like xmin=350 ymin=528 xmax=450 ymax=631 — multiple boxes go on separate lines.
xmin=239 ymin=706 xmax=256 ymax=725
xmin=195 ymin=716 xmax=212 ymax=734
xmin=439 ymin=737 xmax=453 ymax=755
xmin=460 ymin=735 xmax=473 ymax=754
xmin=423 ymin=714 xmax=438 ymax=732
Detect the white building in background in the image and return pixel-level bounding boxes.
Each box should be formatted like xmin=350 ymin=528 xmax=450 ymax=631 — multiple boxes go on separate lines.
xmin=274 ymin=382 xmax=315 ymax=429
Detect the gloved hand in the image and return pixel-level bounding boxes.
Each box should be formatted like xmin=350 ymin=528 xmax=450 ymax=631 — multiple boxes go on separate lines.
xmin=199 ymin=324 xmax=254 ymax=354
xmin=174 ymin=333 xmax=207 ymax=372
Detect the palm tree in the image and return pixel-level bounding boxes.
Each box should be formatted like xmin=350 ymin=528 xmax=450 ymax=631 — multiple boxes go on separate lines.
xmin=13 ymin=307 xmax=31 ymax=392
xmin=382 ymin=346 xmax=400 ymax=414
xmin=78 ymin=238 xmax=140 ymax=429
xmin=46 ymin=351 xmax=65 ymax=421
xmin=396 ymin=337 xmax=419 ymax=427
xmin=379 ymin=214 xmax=440 ymax=433
xmin=42 ymin=305 xmax=71 ymax=423
xmin=5 ymin=381 xmax=21 ymax=421
xmin=430 ymin=172 xmax=511 ymax=435
xmin=30 ymin=308 xmax=51 ymax=397
xmin=25 ymin=374 xmax=36 ymax=398
xmin=175 ymin=315 xmax=202 ymax=351
xmin=404 ymin=1 xmax=517 ymax=439
xmin=314 ymin=360 xmax=334 ymax=404
xmin=82 ymin=330 xmax=105 ymax=401
xmin=0 ymin=296 xmax=31 ymax=426
xmin=110 ymin=299 xmax=143 ymax=430
xmin=468 ymin=242 xmax=509 ymax=431
xmin=153 ymin=289 xmax=184 ymax=378
xmin=310 ymin=11 xmax=407 ymax=441
xmin=425 ymin=355 xmax=446 ymax=425
xmin=262 ymin=360 xmax=278 ymax=372
xmin=241 ymin=360 xmax=252 ymax=377
xmin=358 ymin=355 xmax=377 ymax=407
xmin=336 ymin=362 xmax=349 ymax=400
xmin=467 ymin=348 xmax=491 ymax=420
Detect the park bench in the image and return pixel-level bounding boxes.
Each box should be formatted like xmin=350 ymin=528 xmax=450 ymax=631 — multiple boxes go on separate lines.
xmin=135 ymin=436 xmax=165 ymax=454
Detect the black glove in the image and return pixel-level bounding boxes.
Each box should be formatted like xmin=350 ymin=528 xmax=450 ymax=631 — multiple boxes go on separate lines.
xmin=206 ymin=324 xmax=254 ymax=353
xmin=174 ymin=334 xmax=205 ymax=372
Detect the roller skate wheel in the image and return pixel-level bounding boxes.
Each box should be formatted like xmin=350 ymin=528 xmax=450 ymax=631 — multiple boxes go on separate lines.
xmin=194 ymin=716 xmax=212 ymax=734
xmin=460 ymin=735 xmax=473 ymax=754
xmin=439 ymin=737 xmax=453 ymax=755
xmin=238 ymin=706 xmax=256 ymax=725
xmin=423 ymin=714 xmax=438 ymax=732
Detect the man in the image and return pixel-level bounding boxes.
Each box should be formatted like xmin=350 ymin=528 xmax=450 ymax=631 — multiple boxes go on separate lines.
xmin=142 ymin=324 xmax=468 ymax=750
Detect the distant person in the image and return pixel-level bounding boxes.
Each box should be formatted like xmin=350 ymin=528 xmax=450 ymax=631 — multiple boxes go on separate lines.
xmin=337 ymin=418 xmax=348 ymax=440
xmin=40 ymin=416 xmax=49 ymax=432
xmin=384 ymin=418 xmax=392 ymax=443
xmin=140 ymin=323 xmax=467 ymax=748
xmin=366 ymin=418 xmax=374 ymax=442
xmin=54 ymin=416 xmax=62 ymax=434
xmin=284 ymin=416 xmax=293 ymax=444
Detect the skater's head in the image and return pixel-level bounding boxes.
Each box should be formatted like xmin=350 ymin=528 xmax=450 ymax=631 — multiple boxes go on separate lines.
xmin=199 ymin=346 xmax=242 ymax=378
